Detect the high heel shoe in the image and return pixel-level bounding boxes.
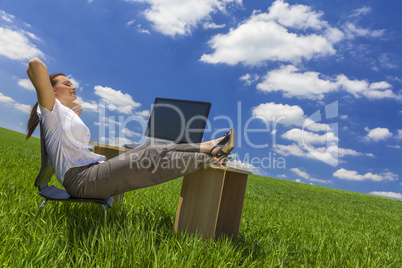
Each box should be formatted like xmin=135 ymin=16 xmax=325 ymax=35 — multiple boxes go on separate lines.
xmin=209 ymin=128 xmax=235 ymax=158
xmin=212 ymin=153 xmax=232 ymax=165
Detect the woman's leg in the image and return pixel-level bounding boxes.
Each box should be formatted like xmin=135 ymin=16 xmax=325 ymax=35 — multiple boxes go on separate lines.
xmin=64 ymin=141 xmax=214 ymax=198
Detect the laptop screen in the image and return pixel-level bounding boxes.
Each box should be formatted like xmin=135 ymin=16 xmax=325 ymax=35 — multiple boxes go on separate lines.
xmin=144 ymin=98 xmax=211 ymax=143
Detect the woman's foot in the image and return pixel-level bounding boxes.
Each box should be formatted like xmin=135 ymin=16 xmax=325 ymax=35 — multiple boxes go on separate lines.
xmin=210 ymin=129 xmax=235 ymax=157
xmin=200 ymin=136 xmax=224 ymax=154
xmin=212 ymin=155 xmax=229 ymax=166
xmin=200 ymin=129 xmax=235 ymax=158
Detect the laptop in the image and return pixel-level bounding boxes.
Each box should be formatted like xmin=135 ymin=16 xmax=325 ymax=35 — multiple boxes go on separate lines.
xmin=144 ymin=97 xmax=211 ymax=144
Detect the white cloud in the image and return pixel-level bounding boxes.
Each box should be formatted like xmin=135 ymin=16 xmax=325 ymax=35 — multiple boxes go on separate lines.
xmin=320 ymin=145 xmax=372 ymax=159
xmin=254 ymin=102 xmax=369 ymax=166
xmin=324 ymin=27 xmax=345 ymax=43
xmin=378 ymin=53 xmax=398 ymax=69
xmin=18 ymin=79 xmax=35 ymax=90
xmin=282 ymin=128 xmax=338 ymax=145
xmin=98 ymin=116 xmax=122 ymax=128
xmin=203 ymin=22 xmax=226 ymax=29
xmin=396 ymin=130 xmax=402 ymax=140
xmin=100 ymin=136 xmax=134 ymax=147
xmin=0 ymin=27 xmax=44 ymax=61
xmin=127 ymin=19 xmax=135 ymax=26
xmin=136 ymin=24 xmax=151 ymax=34
xmin=126 ymin=0 xmax=241 ymax=37
xmin=257 ymin=65 xmax=400 ymax=100
xmin=350 ymin=7 xmax=371 ymax=18
xmin=274 ymin=143 xmax=370 ymax=166
xmin=275 ymin=143 xmax=338 ymax=166
xmin=0 ymin=92 xmax=14 ymax=103
xmin=291 ymin=167 xmax=332 ymax=184
xmin=226 ymin=159 xmax=260 ymax=174
xmin=94 ymin=85 xmax=141 ymax=114
xmin=257 ymin=65 xmax=336 ymax=99
xmin=201 ymin=0 xmax=341 ymax=66
xmin=335 ymin=147 xmax=373 ymax=158
xmin=75 ymin=96 xmax=99 ymax=112
xmin=136 ymin=110 xmax=150 ymax=118
xmin=0 ymin=92 xmax=31 ymax=114
xmin=127 ymin=19 xmax=151 ymax=34
xmin=337 ymin=75 xmax=398 ymax=100
xmin=1 ymin=10 xmax=15 ymax=22
xmin=333 ymin=168 xmax=398 ymax=182
xmin=364 ymin=127 xmax=393 ymax=142
xmin=122 ymin=128 xmax=142 ymax=138
xmin=265 ymin=0 xmax=328 ymax=30
xmin=14 ymin=103 xmax=31 ymax=113
xmin=198 ymin=1 xmax=385 ymax=68
xmin=369 ymin=81 xmax=391 ymax=90
xmin=252 ymin=102 xmax=329 ymax=131
xmin=369 ymin=191 xmax=402 ymax=200
xmin=252 ymin=102 xmax=304 ymax=126
xmin=345 ymin=7 xmax=384 ymax=39
xmin=386 ymin=145 xmax=401 ymax=149
xmin=291 ymin=167 xmax=310 ymax=179
xmin=274 ymin=143 xmax=307 ymax=158
xmin=21 ymin=30 xmax=40 ymax=41
xmin=239 ymin=73 xmax=259 ymax=86
xmin=360 ymin=89 xmax=398 ymax=100
xmin=343 ymin=22 xmax=384 ymax=39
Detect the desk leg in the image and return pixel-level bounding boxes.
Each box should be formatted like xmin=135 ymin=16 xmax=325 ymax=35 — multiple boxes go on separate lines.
xmin=215 ymin=171 xmax=248 ymax=239
xmin=174 ymin=168 xmax=226 ymax=239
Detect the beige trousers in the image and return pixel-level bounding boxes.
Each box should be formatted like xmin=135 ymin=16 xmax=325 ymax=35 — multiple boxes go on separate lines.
xmin=63 ymin=141 xmax=213 ymax=198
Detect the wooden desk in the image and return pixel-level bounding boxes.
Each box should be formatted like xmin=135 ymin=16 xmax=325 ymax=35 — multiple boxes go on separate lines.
xmin=90 ymin=142 xmax=251 ymax=239
xmin=175 ymin=164 xmax=251 ymax=240
xmin=89 ymin=142 xmax=131 ymax=159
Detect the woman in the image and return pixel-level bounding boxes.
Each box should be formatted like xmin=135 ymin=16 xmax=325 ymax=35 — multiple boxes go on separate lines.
xmin=26 ymin=57 xmax=234 ymax=199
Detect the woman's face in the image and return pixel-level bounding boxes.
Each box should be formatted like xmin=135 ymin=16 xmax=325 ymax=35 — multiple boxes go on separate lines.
xmin=53 ymin=76 xmax=77 ymax=104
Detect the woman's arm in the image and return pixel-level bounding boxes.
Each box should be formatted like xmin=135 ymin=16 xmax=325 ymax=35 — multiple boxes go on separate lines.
xmin=26 ymin=57 xmax=55 ymax=111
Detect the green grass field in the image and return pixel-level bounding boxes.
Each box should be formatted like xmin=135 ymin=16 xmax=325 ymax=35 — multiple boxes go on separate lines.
xmin=0 ymin=127 xmax=401 ymax=267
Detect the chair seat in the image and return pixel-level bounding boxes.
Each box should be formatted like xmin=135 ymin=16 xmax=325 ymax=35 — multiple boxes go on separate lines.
xmin=39 ymin=185 xmax=113 ymax=208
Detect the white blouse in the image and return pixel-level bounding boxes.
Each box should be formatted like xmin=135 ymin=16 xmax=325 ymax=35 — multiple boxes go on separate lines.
xmin=38 ymin=99 xmax=106 ymax=184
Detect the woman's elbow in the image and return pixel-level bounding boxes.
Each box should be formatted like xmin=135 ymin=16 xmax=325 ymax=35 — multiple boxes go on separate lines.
xmin=27 ymin=57 xmax=46 ymax=74
xmin=29 ymin=57 xmax=41 ymax=63
xmin=28 ymin=57 xmax=41 ymax=67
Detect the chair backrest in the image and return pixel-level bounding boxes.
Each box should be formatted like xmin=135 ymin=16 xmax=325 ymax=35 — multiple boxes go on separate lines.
xmin=34 ymin=122 xmax=54 ymax=191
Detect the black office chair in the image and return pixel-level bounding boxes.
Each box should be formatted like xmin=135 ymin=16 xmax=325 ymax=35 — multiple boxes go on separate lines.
xmin=35 ymin=122 xmax=114 ymax=221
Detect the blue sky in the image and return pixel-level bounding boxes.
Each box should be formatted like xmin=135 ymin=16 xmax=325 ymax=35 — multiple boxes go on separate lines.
xmin=0 ymin=0 xmax=401 ymax=200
